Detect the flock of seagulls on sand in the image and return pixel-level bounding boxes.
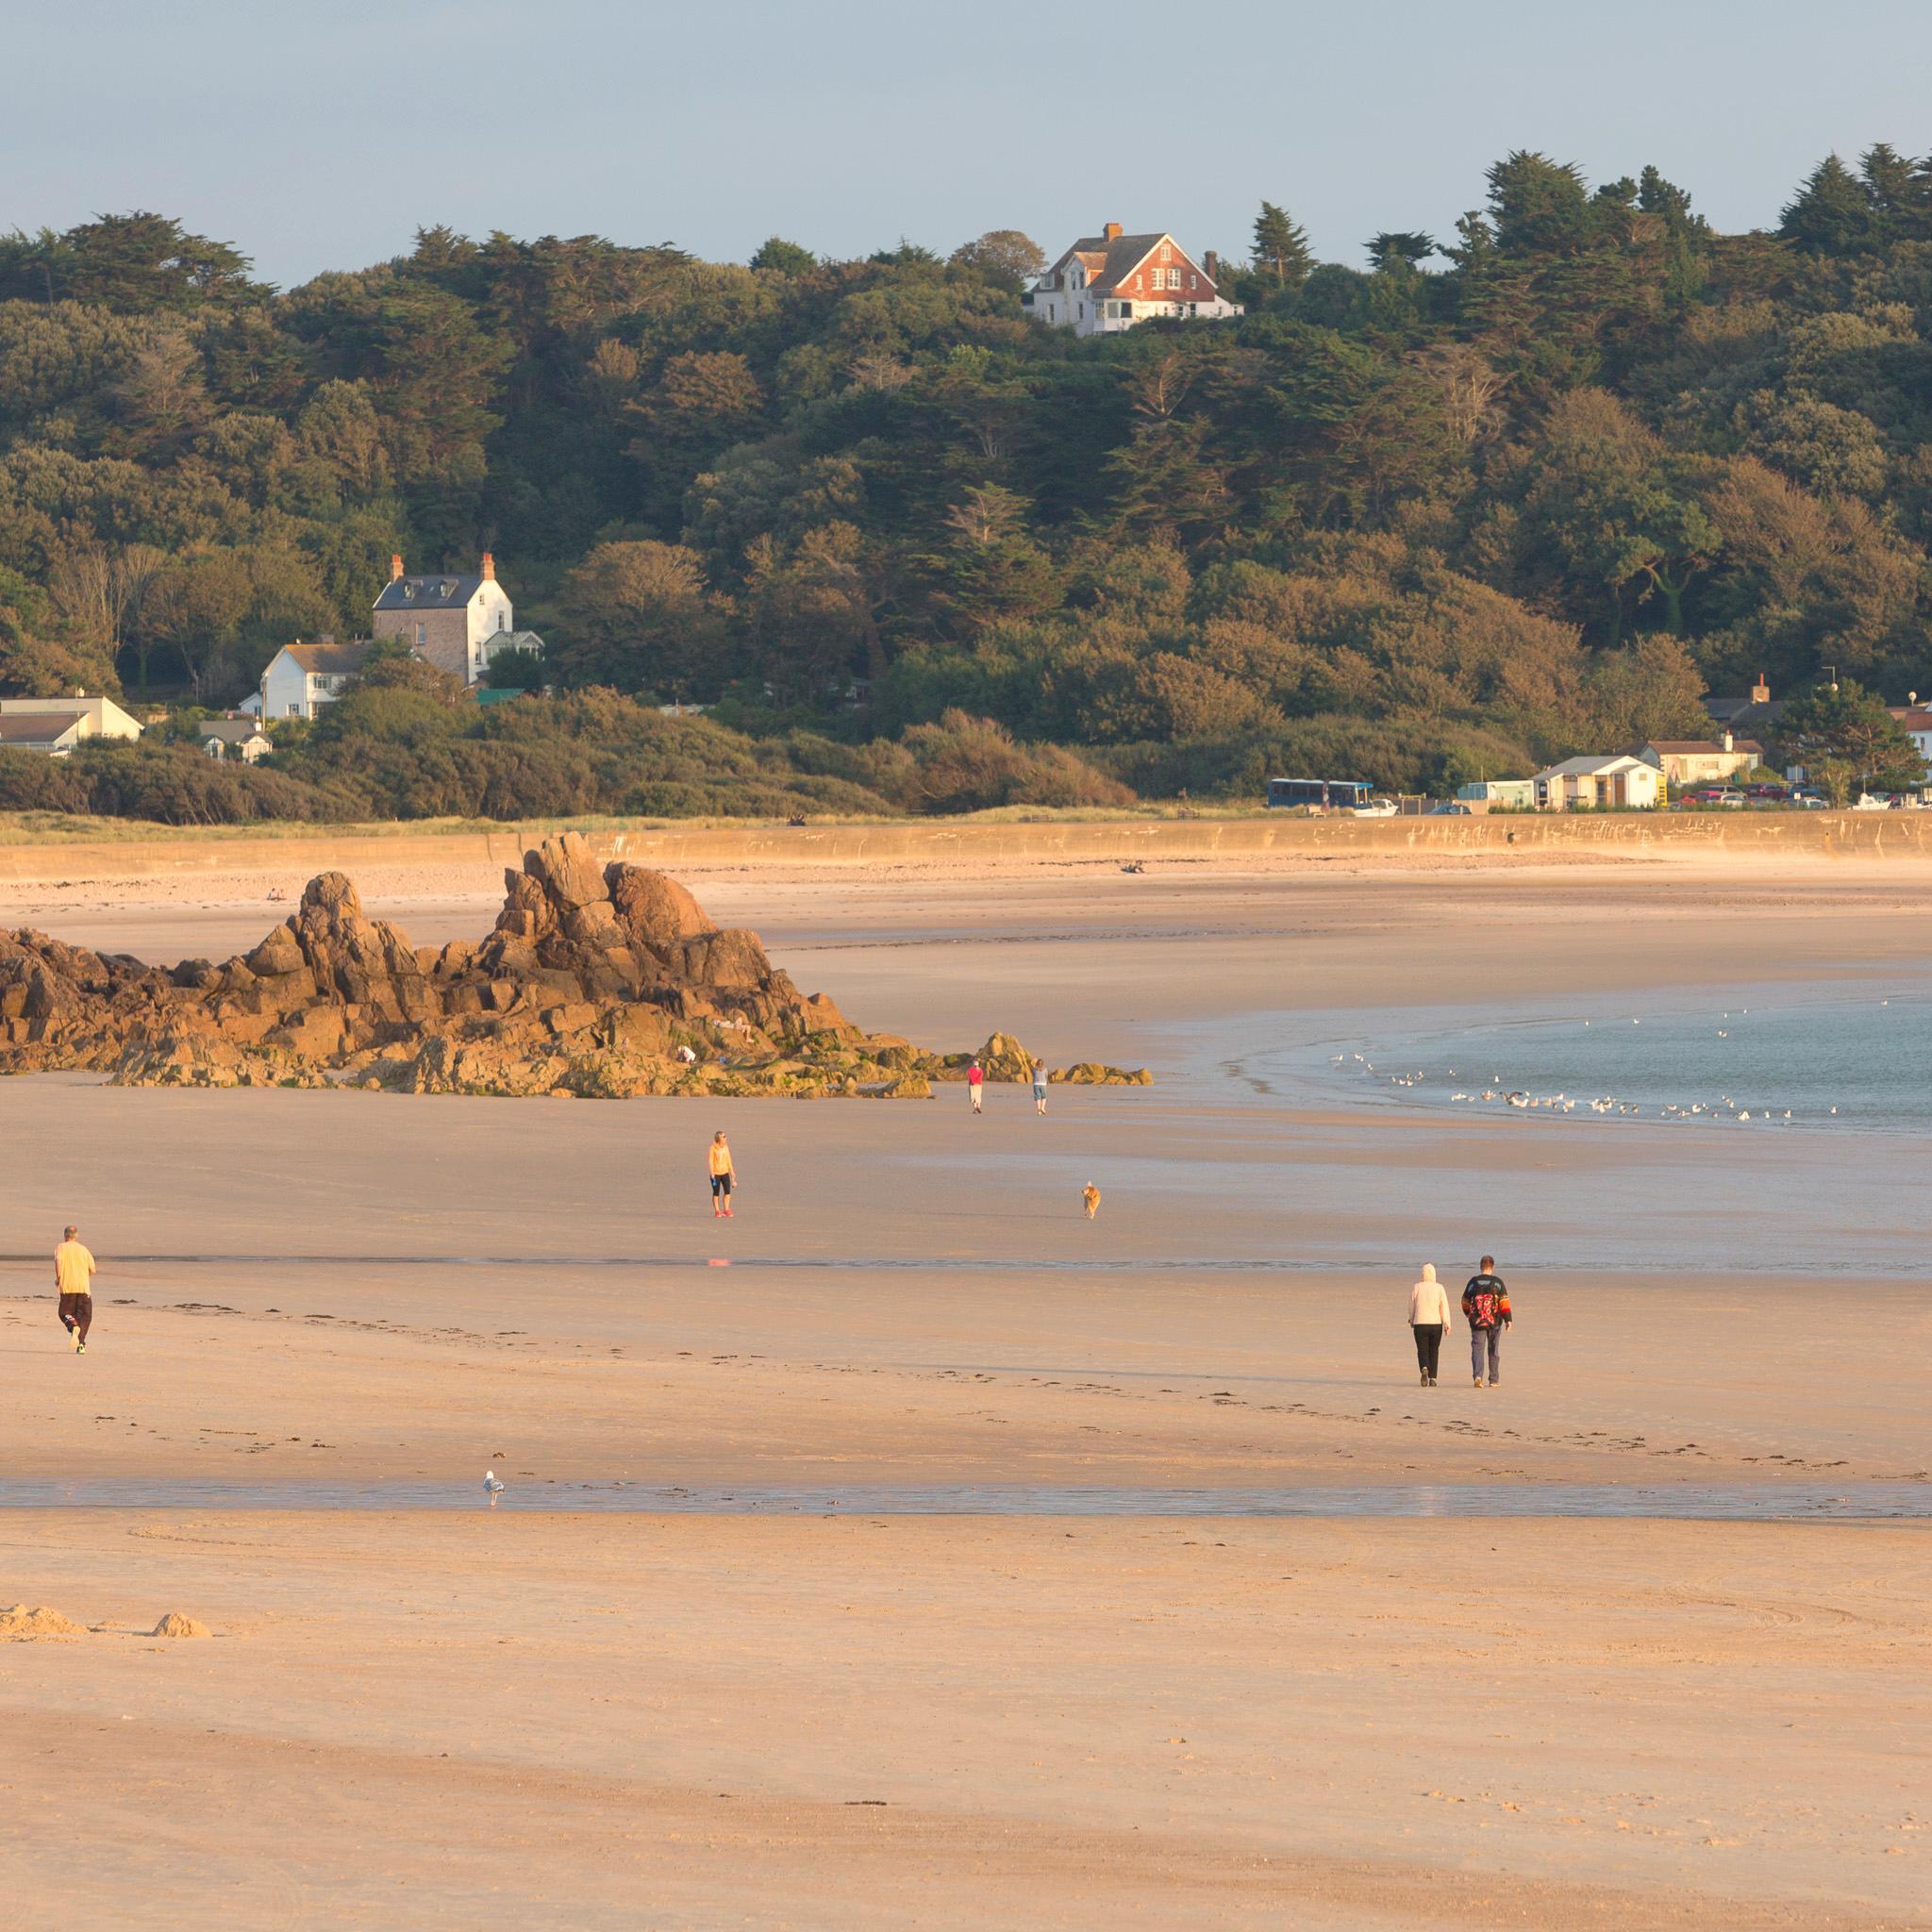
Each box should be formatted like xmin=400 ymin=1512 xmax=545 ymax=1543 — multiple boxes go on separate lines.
xmin=1331 ymin=1002 xmax=1861 ymax=1125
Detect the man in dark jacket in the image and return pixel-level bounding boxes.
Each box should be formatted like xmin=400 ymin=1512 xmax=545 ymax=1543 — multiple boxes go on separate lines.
xmin=1462 ymin=1256 xmax=1510 ymax=1388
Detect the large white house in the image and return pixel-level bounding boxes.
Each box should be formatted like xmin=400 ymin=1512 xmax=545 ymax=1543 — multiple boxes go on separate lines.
xmin=373 ymin=553 xmax=521 ymax=686
xmin=0 ymin=693 xmax=144 ymax=756
xmin=1025 ymin=224 xmax=1242 ymax=337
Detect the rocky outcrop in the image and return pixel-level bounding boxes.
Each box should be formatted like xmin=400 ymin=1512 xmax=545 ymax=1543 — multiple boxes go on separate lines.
xmin=0 ymin=834 xmax=1151 ymax=1099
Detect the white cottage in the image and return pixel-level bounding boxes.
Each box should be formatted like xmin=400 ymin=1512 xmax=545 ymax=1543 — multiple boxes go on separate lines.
xmin=1532 ymin=755 xmax=1661 ymax=811
xmin=258 ymin=640 xmax=375 ymax=721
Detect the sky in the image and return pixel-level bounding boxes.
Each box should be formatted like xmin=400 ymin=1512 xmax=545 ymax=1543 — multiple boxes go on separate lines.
xmin=6 ymin=0 xmax=1931 ymax=287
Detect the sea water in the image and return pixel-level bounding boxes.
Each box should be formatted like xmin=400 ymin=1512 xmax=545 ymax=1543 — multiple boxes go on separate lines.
xmin=1306 ymin=988 xmax=1932 ymax=1132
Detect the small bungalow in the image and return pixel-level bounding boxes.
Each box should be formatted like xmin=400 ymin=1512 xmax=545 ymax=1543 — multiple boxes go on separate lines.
xmin=1533 ymin=756 xmax=1661 ymax=811
xmin=201 ymin=718 xmax=274 ymax=763
xmin=1454 ymin=778 xmax=1536 ymax=811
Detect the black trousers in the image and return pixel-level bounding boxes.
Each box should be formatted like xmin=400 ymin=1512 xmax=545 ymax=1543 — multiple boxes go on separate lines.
xmin=58 ymin=1292 xmax=92 ymax=1342
xmin=1411 ymin=1323 xmax=1443 ymax=1377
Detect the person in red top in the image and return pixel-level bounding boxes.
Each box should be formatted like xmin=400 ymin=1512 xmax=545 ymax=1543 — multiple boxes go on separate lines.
xmin=967 ymin=1058 xmax=984 ymax=1112
xmin=1461 ymin=1256 xmax=1512 ymax=1388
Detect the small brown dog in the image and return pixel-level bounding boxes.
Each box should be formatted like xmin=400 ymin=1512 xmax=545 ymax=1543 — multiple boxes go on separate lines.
xmin=1082 ymin=1183 xmax=1102 ymax=1220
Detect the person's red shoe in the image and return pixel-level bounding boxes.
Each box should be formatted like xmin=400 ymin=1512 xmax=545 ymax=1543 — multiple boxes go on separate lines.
xmin=723 ymin=1206 xmax=734 ymax=1217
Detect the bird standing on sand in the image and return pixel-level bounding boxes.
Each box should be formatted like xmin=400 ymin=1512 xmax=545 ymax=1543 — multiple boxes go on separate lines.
xmin=1082 ymin=1184 xmax=1102 ymax=1220
xmin=483 ymin=1470 xmax=505 ymax=1497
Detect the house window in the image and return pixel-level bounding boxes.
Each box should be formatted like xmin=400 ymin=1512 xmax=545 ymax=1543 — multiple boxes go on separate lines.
xmin=415 ymin=622 xmax=425 ymax=646
xmin=497 ymin=609 xmax=508 ymax=632
xmin=1159 ymin=243 xmax=1172 ymax=262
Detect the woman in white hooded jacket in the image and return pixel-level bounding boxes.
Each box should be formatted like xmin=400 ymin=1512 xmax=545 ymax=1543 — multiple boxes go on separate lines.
xmin=1407 ymin=1263 xmax=1451 ymax=1385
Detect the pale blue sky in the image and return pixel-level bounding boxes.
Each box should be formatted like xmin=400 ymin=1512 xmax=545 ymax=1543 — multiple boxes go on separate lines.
xmin=7 ymin=0 xmax=1930 ymax=285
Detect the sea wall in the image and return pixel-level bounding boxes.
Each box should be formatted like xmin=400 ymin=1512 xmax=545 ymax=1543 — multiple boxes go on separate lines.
xmin=3 ymin=808 xmax=1932 ymax=884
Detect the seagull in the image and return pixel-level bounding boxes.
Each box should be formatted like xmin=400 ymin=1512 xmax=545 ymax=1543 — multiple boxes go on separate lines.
xmin=483 ymin=1469 xmax=506 ymax=1495
xmin=1717 ymin=1030 xmax=1728 ymax=1038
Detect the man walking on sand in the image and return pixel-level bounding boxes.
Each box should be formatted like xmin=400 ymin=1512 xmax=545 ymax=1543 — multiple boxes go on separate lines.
xmin=55 ymin=1224 xmax=95 ymax=1354
xmin=967 ymin=1058 xmax=984 ymax=1113
xmin=1032 ymin=1060 xmax=1048 ymax=1116
xmin=1462 ymin=1255 xmax=1511 ymax=1388
xmin=708 ymin=1131 xmax=736 ymax=1218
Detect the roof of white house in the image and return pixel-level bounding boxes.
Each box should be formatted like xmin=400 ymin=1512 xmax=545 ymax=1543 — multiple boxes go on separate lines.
xmin=1642 ymin=738 xmax=1764 ymax=756
xmin=1540 ymin=754 xmax=1652 ymax=778
xmin=281 ymin=641 xmax=375 ymax=677
xmin=0 ymin=711 xmax=85 ymax=745
xmin=375 ymin=574 xmax=486 ymax=611
xmin=202 ymin=719 xmax=270 ymax=742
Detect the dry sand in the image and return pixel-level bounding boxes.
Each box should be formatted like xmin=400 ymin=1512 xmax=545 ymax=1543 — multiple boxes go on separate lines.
xmin=0 ymin=836 xmax=1927 ymax=1928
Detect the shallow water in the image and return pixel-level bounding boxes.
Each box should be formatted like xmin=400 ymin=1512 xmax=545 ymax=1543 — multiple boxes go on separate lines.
xmin=1300 ymin=987 xmax=1932 ymax=1133
xmin=0 ymin=1478 xmax=1924 ymax=1520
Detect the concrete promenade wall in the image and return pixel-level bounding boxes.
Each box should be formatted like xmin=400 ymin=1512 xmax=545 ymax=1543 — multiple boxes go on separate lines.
xmin=5 ymin=808 xmax=1932 ymax=886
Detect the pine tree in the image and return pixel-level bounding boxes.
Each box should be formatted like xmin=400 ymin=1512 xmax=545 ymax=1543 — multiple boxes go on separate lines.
xmin=1366 ymin=231 xmax=1436 ymax=273
xmin=1252 ymin=203 xmax=1312 ymax=286
xmin=1779 ymin=154 xmax=1873 ymax=254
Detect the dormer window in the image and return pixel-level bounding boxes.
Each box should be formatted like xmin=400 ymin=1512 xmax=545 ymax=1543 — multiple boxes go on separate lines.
xmin=401 ymin=583 xmax=415 ymax=600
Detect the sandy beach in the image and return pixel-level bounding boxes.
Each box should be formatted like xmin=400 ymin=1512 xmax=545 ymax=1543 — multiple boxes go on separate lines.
xmin=1 ymin=833 xmax=1927 ymax=1928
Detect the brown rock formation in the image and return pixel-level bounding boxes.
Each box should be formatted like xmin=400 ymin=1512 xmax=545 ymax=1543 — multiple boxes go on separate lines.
xmin=0 ymin=833 xmax=1147 ymax=1099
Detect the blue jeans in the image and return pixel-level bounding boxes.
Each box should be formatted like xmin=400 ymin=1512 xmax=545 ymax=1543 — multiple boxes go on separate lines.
xmin=1471 ymin=1326 xmax=1502 ymax=1383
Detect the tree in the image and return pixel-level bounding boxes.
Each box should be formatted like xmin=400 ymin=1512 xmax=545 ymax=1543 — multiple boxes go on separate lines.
xmin=1367 ymin=231 xmax=1436 ymax=272
xmin=0 ymin=211 xmax=263 ymax=311
xmin=1775 ymin=677 xmax=1924 ymax=791
xmin=1779 ymin=155 xmax=1873 ymax=255
xmin=1252 ymin=203 xmax=1313 ymax=287
xmin=932 ymin=485 xmax=1061 ymax=632
xmin=948 ymin=231 xmax=1045 ymax=291
xmin=749 ymin=237 xmax=817 ymax=275
xmin=552 ymin=541 xmax=732 ymax=698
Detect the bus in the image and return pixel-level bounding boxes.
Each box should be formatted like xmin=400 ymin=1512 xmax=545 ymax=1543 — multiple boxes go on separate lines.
xmin=1266 ymin=777 xmax=1374 ymax=811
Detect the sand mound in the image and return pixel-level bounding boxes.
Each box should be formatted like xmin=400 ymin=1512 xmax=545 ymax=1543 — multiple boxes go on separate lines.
xmin=0 ymin=1603 xmax=83 ymax=1640
xmin=149 ymin=1611 xmax=210 ymax=1639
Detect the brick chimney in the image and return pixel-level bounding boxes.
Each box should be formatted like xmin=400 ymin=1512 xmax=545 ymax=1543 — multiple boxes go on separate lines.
xmin=480 ymin=551 xmax=496 ymax=581
xmin=1104 ymin=221 xmax=1123 ymax=242
xmin=1203 ymin=249 xmax=1220 ymax=284
xmin=390 ymin=554 xmax=404 ymax=582
xmin=1751 ymin=670 xmax=1770 ymax=704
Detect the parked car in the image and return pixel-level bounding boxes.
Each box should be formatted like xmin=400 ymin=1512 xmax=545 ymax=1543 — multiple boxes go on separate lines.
xmin=1352 ymin=797 xmax=1398 ymax=818
xmin=1791 ymin=792 xmax=1827 ymax=809
xmin=1744 ymin=782 xmax=1787 ymax=800
xmin=1427 ymin=802 xmax=1474 ymax=816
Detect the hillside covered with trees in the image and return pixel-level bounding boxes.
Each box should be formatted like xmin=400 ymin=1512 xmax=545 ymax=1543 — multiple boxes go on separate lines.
xmin=3 ymin=145 xmax=1932 ymax=820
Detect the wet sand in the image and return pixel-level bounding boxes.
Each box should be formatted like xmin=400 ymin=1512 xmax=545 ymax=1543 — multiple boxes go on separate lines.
xmin=2 ymin=847 xmax=1928 ymax=1927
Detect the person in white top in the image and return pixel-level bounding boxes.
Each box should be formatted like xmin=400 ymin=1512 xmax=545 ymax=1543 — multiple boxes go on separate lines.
xmin=1407 ymin=1263 xmax=1451 ymax=1386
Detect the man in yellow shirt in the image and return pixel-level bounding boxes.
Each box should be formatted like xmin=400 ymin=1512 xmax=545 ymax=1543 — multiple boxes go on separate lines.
xmin=55 ymin=1224 xmax=96 ymax=1354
